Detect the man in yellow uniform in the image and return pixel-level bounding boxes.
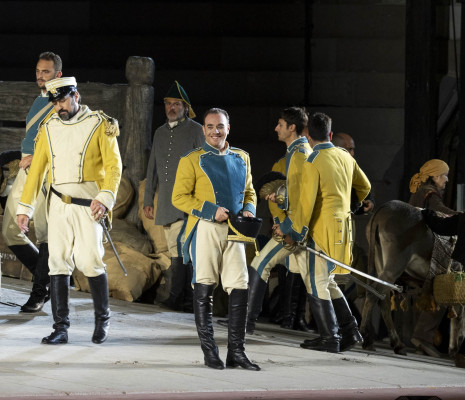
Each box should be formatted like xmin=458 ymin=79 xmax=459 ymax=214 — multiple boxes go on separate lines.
xmin=247 ymin=107 xmax=311 ymax=333
xmin=16 ymin=77 xmax=122 ymax=345
xmin=172 ymin=108 xmax=260 ymax=371
xmin=281 ymin=112 xmax=371 ymax=353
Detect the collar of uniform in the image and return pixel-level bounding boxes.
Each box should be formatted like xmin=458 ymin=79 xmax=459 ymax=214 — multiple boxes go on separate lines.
xmin=57 ymin=105 xmax=90 ymax=124
xmin=40 ymin=91 xmax=49 ymax=98
xmin=167 ymin=117 xmax=186 ymax=129
xmin=203 ymin=141 xmax=230 ymax=155
xmin=312 ymin=141 xmax=334 ymax=151
xmin=287 ymin=136 xmax=308 ymax=153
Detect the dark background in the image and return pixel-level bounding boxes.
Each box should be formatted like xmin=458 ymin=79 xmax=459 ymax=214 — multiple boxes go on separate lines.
xmin=0 ymin=0 xmax=459 ymax=213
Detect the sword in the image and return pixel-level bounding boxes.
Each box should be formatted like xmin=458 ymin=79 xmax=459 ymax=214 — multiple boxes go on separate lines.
xmin=298 ymin=244 xmax=403 ymax=293
xmin=99 ymin=217 xmax=127 ymax=276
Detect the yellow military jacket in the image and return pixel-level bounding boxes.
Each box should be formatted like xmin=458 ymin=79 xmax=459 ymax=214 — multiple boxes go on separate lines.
xmin=283 ymin=142 xmax=371 ymax=273
xmin=268 ymin=156 xmax=286 ymax=224
xmin=277 ymin=138 xmax=312 ymax=232
xmin=172 ymin=142 xmax=256 ymax=263
xmin=18 ymin=106 xmax=122 ymax=217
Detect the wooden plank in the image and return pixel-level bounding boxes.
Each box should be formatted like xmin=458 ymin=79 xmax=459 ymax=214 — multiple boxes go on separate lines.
xmin=0 ymin=127 xmax=24 ymax=154
xmin=0 ymin=81 xmax=126 ymax=124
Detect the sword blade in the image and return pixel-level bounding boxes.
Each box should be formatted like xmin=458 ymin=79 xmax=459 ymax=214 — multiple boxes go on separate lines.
xmin=299 ymin=245 xmax=403 ymax=293
xmin=99 ymin=219 xmax=128 ymax=276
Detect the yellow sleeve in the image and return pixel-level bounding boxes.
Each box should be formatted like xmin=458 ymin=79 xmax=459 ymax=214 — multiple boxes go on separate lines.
xmin=242 ymin=153 xmax=257 ymax=215
xmin=18 ymin=126 xmax=49 ymax=214
xmin=268 ymin=159 xmax=286 ymax=223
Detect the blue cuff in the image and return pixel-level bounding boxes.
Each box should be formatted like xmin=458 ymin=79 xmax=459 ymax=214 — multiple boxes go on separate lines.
xmin=280 ymin=216 xmax=308 ymax=242
xmin=243 ymin=202 xmax=256 ymax=216
xmin=192 ymin=201 xmax=218 ymax=221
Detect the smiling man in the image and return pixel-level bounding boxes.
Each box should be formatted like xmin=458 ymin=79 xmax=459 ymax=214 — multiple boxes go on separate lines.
xmin=2 ymin=52 xmax=62 ymax=313
xmin=172 ymin=108 xmax=260 ymax=371
xmin=16 ymin=77 xmax=122 ymax=345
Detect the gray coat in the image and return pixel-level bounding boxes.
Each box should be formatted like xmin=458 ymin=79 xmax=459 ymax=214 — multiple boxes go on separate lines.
xmin=144 ymin=118 xmax=204 ymax=225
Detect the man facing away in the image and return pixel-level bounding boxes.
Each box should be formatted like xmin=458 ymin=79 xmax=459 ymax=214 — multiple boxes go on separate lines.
xmin=143 ymin=81 xmax=204 ymax=312
xmin=172 ymin=108 xmax=260 ymax=371
xmin=2 ymin=51 xmax=62 ymax=312
xmin=17 ymin=77 xmax=122 ymax=345
xmin=279 ymin=112 xmax=371 ymax=353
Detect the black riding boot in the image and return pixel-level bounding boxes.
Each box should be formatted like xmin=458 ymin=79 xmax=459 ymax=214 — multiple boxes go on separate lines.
xmin=8 ymin=243 xmax=43 ymax=312
xmin=295 ymin=284 xmax=315 ymax=333
xmin=182 ymin=262 xmax=194 ymax=313
xmin=280 ymin=272 xmax=300 ymax=329
xmin=246 ymin=267 xmax=267 ymax=334
xmin=332 ymin=296 xmax=363 ymax=351
xmin=161 ymin=257 xmax=187 ymax=311
xmin=42 ymin=275 xmax=70 ymax=344
xmin=193 ymin=283 xmax=224 ymax=369
xmin=88 ymin=273 xmax=110 ymax=344
xmin=300 ymin=294 xmax=340 ymax=353
xmin=226 ymin=289 xmax=261 ymax=371
xmin=20 ymin=243 xmax=50 ymax=312
xmin=269 ymin=264 xmax=287 ymax=324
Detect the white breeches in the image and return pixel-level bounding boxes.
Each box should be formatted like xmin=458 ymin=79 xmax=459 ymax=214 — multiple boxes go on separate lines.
xmin=189 ymin=219 xmax=248 ymax=294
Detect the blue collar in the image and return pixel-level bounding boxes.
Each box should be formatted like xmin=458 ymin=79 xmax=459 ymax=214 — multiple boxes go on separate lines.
xmin=312 ymin=142 xmax=334 ymax=151
xmin=203 ymin=141 xmax=230 ymax=154
xmin=287 ymin=136 xmax=308 ymax=153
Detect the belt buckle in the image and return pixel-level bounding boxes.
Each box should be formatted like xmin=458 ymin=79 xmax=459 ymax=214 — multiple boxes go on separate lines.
xmin=61 ymin=194 xmax=72 ymax=204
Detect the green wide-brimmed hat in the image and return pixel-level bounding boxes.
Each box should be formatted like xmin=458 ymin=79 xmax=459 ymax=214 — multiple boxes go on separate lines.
xmin=164 ymin=80 xmax=196 ymax=118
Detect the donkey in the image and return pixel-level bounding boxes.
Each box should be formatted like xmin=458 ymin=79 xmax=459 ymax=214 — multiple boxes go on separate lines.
xmin=359 ymin=200 xmax=463 ymax=356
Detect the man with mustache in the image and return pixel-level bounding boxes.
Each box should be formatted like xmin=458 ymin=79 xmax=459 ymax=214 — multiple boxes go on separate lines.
xmin=16 ymin=77 xmax=122 ymax=345
xmin=2 ymin=52 xmax=62 ymax=313
xmin=143 ymin=81 xmax=204 ymax=312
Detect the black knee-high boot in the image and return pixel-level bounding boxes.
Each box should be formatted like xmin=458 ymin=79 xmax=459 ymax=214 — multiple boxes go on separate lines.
xmin=226 ymin=289 xmax=261 ymax=371
xmin=21 ymin=243 xmax=50 ymax=312
xmin=280 ymin=272 xmax=300 ymax=329
xmin=182 ymin=262 xmax=194 ymax=313
xmin=42 ymin=275 xmax=70 ymax=344
xmin=162 ymin=257 xmax=187 ymax=310
xmin=88 ymin=273 xmax=110 ymax=344
xmin=300 ymin=294 xmax=340 ymax=353
xmin=246 ymin=267 xmax=267 ymax=334
xmin=332 ymin=296 xmax=363 ymax=351
xmin=193 ymin=283 xmax=224 ymax=369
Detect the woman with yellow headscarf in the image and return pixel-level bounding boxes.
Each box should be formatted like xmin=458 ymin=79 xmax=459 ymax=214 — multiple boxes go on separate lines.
xmin=408 ymin=159 xmax=457 ymax=215
xmin=409 ymin=159 xmax=459 ymax=359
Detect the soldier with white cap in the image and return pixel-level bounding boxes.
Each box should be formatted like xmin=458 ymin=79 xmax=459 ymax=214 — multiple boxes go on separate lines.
xmin=143 ymin=80 xmax=204 ymax=312
xmin=16 ymin=77 xmax=122 ymax=345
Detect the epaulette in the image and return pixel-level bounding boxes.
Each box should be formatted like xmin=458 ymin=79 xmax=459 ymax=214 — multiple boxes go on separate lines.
xmin=182 ymin=147 xmax=202 ymax=158
xmin=230 ymin=146 xmax=249 ymax=156
xmin=307 ymin=151 xmax=320 ymax=163
xmin=97 ymin=110 xmax=120 ymax=137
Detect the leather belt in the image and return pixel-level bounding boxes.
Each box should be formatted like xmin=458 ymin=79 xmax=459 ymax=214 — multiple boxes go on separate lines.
xmin=50 ymin=186 xmax=92 ymax=207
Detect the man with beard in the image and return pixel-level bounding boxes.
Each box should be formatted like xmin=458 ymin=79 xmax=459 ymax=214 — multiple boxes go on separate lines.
xmin=16 ymin=77 xmax=122 ymax=345
xmin=2 ymin=52 xmax=62 ymax=312
xmin=144 ymin=81 xmax=204 ymax=312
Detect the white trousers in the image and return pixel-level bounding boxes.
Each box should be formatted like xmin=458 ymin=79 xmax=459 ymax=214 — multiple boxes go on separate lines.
xmin=2 ymin=167 xmax=48 ymax=246
xmin=300 ymin=240 xmax=343 ymax=301
xmin=189 ymin=219 xmax=248 ymax=294
xmin=250 ymin=237 xmax=303 ymax=282
xmin=163 ymin=219 xmax=185 ymax=258
xmin=48 ymin=183 xmax=105 ymax=277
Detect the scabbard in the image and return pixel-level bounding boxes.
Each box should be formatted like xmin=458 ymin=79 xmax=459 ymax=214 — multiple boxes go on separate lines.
xmin=100 ymin=218 xmax=128 ymax=276
xmin=299 ymin=244 xmax=403 ymax=293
